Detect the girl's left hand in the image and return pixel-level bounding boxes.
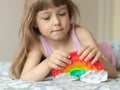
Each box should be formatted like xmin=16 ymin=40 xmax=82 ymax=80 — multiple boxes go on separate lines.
xmin=77 ymin=45 xmax=102 ymax=64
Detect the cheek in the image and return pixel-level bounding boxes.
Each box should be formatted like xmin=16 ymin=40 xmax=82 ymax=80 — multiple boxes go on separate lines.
xmin=37 ymin=24 xmax=52 ymax=37
xmin=37 ymin=26 xmax=48 ymax=35
xmin=62 ymin=17 xmax=71 ymax=29
xmin=62 ymin=14 xmax=71 ymax=25
xmin=36 ymin=21 xmax=47 ymax=33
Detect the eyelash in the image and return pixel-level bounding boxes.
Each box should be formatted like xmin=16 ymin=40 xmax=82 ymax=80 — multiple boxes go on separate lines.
xmin=43 ymin=17 xmax=50 ymax=20
xmin=59 ymin=13 xmax=66 ymax=16
xmin=43 ymin=13 xmax=66 ymax=20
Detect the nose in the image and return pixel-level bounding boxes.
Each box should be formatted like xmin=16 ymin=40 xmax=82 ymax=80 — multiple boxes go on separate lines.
xmin=53 ymin=15 xmax=60 ymax=26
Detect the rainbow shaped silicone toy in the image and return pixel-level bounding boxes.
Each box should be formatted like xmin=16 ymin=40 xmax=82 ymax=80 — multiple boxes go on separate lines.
xmin=52 ymin=51 xmax=108 ymax=83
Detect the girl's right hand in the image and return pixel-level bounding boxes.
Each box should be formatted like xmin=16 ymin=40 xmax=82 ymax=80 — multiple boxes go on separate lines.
xmin=47 ymin=50 xmax=71 ymax=70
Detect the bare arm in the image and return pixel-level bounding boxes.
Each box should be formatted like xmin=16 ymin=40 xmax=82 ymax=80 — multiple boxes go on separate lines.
xmin=20 ymin=42 xmax=51 ymax=81
xmin=20 ymin=42 xmax=70 ymax=81
xmin=76 ymin=26 xmax=117 ymax=78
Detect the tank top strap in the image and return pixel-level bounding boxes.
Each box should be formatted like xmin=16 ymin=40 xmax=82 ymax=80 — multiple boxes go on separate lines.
xmin=71 ymin=24 xmax=82 ymax=51
xmin=39 ymin=35 xmax=53 ymax=57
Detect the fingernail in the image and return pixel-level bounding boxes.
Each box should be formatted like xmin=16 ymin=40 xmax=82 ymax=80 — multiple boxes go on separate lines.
xmin=84 ymin=59 xmax=87 ymax=61
xmin=68 ymin=55 xmax=71 ymax=58
xmin=79 ymin=57 xmax=83 ymax=60
xmin=91 ymin=61 xmax=94 ymax=64
xmin=84 ymin=58 xmax=88 ymax=61
xmin=67 ymin=53 xmax=71 ymax=58
xmin=77 ymin=51 xmax=80 ymax=55
xmin=69 ymin=61 xmax=71 ymax=64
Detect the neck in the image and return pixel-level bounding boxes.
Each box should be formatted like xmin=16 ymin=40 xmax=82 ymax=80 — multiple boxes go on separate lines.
xmin=47 ymin=32 xmax=72 ymax=51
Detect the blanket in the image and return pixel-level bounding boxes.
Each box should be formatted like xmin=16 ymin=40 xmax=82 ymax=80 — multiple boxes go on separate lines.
xmin=0 ymin=61 xmax=120 ymax=90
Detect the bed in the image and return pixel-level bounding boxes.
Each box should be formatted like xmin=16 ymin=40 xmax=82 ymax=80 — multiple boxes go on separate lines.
xmin=0 ymin=61 xmax=120 ymax=90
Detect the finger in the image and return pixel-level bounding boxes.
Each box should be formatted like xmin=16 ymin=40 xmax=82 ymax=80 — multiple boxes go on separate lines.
xmin=54 ymin=50 xmax=71 ymax=64
xmin=55 ymin=54 xmax=71 ymax=65
xmin=91 ymin=51 xmax=101 ymax=64
xmin=77 ymin=46 xmax=89 ymax=55
xmin=84 ymin=48 xmax=98 ymax=61
xmin=79 ymin=46 xmax=94 ymax=60
xmin=49 ymin=62 xmax=62 ymax=70
xmin=53 ymin=59 xmax=67 ymax=67
xmin=55 ymin=50 xmax=70 ymax=58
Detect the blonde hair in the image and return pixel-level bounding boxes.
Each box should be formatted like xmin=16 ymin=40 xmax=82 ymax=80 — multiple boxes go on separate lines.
xmin=9 ymin=0 xmax=80 ymax=79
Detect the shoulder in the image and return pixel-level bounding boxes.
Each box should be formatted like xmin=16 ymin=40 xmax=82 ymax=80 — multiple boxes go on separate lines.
xmin=74 ymin=25 xmax=97 ymax=46
xmin=27 ymin=39 xmax=43 ymax=61
xmin=75 ymin=26 xmax=93 ymax=38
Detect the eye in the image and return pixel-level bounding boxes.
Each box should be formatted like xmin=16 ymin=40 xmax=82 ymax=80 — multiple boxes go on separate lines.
xmin=43 ymin=16 xmax=50 ymax=20
xmin=59 ymin=12 xmax=66 ymax=16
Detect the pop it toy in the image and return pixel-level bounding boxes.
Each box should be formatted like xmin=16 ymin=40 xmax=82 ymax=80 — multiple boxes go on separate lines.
xmin=52 ymin=51 xmax=108 ymax=83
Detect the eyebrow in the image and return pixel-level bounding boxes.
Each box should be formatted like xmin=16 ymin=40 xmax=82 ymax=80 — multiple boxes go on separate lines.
xmin=58 ymin=6 xmax=67 ymax=11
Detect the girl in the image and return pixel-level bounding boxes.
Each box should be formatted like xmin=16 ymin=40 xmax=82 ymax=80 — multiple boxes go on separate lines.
xmin=10 ymin=0 xmax=117 ymax=81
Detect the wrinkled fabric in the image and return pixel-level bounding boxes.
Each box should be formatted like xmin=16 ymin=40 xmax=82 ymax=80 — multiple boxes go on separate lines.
xmin=98 ymin=42 xmax=116 ymax=67
xmin=108 ymin=41 xmax=120 ymax=69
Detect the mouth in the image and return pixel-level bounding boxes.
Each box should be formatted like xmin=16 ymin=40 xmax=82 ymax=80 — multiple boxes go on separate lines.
xmin=52 ymin=29 xmax=63 ymax=32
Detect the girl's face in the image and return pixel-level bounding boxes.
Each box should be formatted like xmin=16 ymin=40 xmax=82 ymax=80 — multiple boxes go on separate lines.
xmin=35 ymin=5 xmax=71 ymax=41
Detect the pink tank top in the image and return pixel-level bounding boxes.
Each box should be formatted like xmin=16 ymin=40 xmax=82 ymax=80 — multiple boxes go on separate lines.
xmin=39 ymin=25 xmax=81 ymax=57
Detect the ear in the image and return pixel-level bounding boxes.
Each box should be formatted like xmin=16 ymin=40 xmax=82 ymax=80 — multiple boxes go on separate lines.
xmin=34 ymin=20 xmax=38 ymax=28
xmin=34 ymin=24 xmax=38 ymax=28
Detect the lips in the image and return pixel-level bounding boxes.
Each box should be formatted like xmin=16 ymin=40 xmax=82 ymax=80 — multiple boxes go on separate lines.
xmin=52 ymin=29 xmax=63 ymax=32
